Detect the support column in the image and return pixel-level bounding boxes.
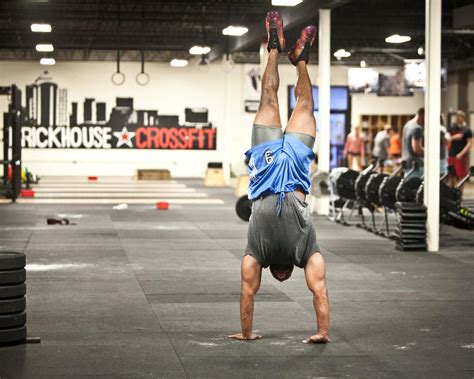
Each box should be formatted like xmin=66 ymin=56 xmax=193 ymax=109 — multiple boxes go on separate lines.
xmin=223 ymin=65 xmax=232 ymax=185
xmin=424 ymin=0 xmax=442 ymax=252
xmin=316 ymin=8 xmax=331 ymax=215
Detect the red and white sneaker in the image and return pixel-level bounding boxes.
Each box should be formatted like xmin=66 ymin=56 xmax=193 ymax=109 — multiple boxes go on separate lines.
xmin=265 ymin=11 xmax=285 ymax=52
xmin=288 ymin=25 xmax=316 ymax=65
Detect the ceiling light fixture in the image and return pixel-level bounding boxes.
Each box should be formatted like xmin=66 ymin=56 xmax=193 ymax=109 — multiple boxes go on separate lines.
xmin=40 ymin=58 xmax=55 ymax=65
xmin=222 ymin=25 xmax=249 ymax=36
xmin=31 ymin=23 xmax=52 ymax=33
xmin=189 ymin=45 xmax=211 ymax=55
xmin=170 ymin=59 xmax=188 ymax=68
xmin=36 ymin=43 xmax=54 ymax=52
xmin=272 ymin=0 xmax=303 ymax=6
xmin=385 ymin=34 xmax=411 ymax=44
xmin=417 ymin=47 xmax=424 ymax=55
xmin=360 ymin=59 xmax=367 ymax=68
xmin=334 ymin=48 xmax=351 ymax=60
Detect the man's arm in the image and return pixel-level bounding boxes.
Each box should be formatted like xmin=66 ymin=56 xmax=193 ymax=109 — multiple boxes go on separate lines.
xmin=383 ymin=136 xmax=390 ymax=158
xmin=343 ymin=136 xmax=350 ymax=158
xmin=411 ymin=137 xmax=424 ymax=156
xmin=411 ymin=127 xmax=424 ymax=157
xmin=229 ymin=255 xmax=262 ymax=340
xmin=303 ymin=252 xmax=330 ymax=344
xmin=456 ymin=136 xmax=472 ymax=160
xmin=360 ymin=136 xmax=365 ymax=160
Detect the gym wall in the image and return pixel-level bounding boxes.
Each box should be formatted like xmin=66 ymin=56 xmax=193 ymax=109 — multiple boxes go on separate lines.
xmin=3 ymin=60 xmax=461 ymax=178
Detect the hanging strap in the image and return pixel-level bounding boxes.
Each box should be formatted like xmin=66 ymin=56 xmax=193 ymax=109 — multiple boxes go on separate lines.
xmin=276 ymin=192 xmax=285 ymax=217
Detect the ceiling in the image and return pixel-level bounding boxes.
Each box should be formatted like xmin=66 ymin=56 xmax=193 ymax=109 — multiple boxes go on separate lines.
xmin=0 ymin=0 xmax=473 ymax=69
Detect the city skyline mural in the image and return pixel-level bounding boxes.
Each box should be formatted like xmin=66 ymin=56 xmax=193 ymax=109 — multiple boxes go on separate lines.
xmin=16 ymin=80 xmax=217 ymax=150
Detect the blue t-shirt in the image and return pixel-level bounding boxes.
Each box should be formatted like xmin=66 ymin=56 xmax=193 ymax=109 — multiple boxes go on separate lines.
xmin=245 ymin=135 xmax=314 ymax=214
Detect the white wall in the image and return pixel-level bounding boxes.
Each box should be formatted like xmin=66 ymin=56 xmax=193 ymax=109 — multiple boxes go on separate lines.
xmin=0 ymin=59 xmax=441 ymax=177
xmin=1 ymin=60 xmax=228 ymax=177
xmin=442 ymin=71 xmax=458 ymax=116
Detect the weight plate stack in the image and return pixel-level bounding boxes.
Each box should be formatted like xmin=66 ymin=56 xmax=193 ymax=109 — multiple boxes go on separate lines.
xmin=393 ymin=202 xmax=427 ymax=251
xmin=0 ymin=252 xmax=27 ymax=345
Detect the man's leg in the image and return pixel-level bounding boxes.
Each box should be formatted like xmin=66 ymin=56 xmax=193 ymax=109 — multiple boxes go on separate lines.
xmin=252 ymin=10 xmax=285 ymax=144
xmin=285 ymin=26 xmax=317 ymax=140
xmin=285 ymin=60 xmax=316 ymax=138
xmin=347 ymin=153 xmax=353 ymax=170
xmin=229 ymin=255 xmax=263 ymax=340
xmin=355 ymin=155 xmax=363 ymax=171
xmin=253 ymin=49 xmax=282 ymax=132
xmin=303 ymin=252 xmax=330 ymax=343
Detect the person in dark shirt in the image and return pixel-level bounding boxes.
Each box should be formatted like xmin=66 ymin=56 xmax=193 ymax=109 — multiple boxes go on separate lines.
xmin=448 ymin=110 xmax=472 ymax=185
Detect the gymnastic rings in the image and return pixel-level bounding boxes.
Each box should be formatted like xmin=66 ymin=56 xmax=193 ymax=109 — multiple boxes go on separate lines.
xmin=136 ymin=50 xmax=150 ymax=86
xmin=136 ymin=72 xmax=149 ymax=86
xmin=111 ymin=50 xmax=126 ymax=86
xmin=111 ymin=72 xmax=125 ymax=86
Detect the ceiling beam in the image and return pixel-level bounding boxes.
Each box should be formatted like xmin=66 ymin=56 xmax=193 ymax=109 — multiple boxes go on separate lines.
xmin=208 ymin=0 xmax=352 ymax=62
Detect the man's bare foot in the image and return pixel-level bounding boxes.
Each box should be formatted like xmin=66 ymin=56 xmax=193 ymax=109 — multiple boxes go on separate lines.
xmin=228 ymin=333 xmax=262 ymax=341
xmin=303 ymin=334 xmax=330 ymax=344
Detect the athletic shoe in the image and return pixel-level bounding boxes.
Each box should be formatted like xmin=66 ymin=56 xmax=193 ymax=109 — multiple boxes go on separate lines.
xmin=265 ymin=11 xmax=285 ymax=52
xmin=288 ymin=25 xmax=316 ymax=65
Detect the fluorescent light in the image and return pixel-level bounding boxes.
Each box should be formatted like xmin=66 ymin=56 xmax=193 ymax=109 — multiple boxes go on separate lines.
xmin=40 ymin=58 xmax=55 ymax=65
xmin=385 ymin=34 xmax=411 ymax=44
xmin=222 ymin=25 xmax=248 ymax=36
xmin=189 ymin=45 xmax=211 ymax=55
xmin=334 ymin=49 xmax=351 ymax=59
xmin=31 ymin=23 xmax=52 ymax=32
xmin=36 ymin=43 xmax=54 ymax=52
xmin=272 ymin=0 xmax=303 ymax=6
xmin=170 ymin=59 xmax=188 ymax=67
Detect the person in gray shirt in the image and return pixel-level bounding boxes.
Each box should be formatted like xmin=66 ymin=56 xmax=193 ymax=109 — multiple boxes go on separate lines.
xmin=401 ymin=108 xmax=425 ymax=177
xmin=372 ymin=124 xmax=391 ymax=162
xmin=439 ymin=113 xmax=451 ymax=175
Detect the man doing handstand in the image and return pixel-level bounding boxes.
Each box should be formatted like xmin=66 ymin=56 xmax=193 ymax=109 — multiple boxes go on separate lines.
xmin=229 ymin=11 xmax=330 ymax=344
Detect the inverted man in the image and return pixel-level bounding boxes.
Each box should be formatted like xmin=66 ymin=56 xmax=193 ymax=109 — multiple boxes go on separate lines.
xmin=229 ymin=11 xmax=330 ymax=344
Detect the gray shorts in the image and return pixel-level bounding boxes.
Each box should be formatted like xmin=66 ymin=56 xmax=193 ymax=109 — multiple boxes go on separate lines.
xmin=245 ymin=192 xmax=320 ymax=268
xmin=252 ymin=124 xmax=315 ymax=149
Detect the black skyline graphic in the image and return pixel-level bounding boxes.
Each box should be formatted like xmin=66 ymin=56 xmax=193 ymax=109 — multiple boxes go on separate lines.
xmin=22 ymin=81 xmax=211 ymax=131
xmin=16 ymin=79 xmax=217 ymax=150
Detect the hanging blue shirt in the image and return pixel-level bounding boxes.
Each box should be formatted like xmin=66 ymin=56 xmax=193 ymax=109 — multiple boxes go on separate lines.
xmin=245 ymin=134 xmax=314 ymax=215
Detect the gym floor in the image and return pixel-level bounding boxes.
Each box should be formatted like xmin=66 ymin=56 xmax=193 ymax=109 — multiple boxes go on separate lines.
xmin=0 ymin=178 xmax=473 ymax=377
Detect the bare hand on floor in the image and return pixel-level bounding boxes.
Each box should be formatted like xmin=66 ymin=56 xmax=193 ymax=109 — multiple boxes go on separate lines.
xmin=228 ymin=333 xmax=262 ymax=341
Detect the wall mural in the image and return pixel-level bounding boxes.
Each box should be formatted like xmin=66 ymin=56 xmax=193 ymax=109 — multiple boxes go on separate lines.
xmin=16 ymin=79 xmax=217 ymax=150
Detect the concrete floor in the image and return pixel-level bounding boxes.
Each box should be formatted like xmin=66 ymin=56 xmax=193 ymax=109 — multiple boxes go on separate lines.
xmin=0 ymin=179 xmax=473 ymax=378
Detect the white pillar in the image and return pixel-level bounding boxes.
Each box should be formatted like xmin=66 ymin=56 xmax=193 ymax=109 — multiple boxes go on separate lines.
xmin=223 ymin=65 xmax=232 ymax=185
xmin=259 ymin=40 xmax=269 ymax=89
xmin=316 ymin=8 xmax=331 ymax=215
xmin=424 ymin=0 xmax=442 ymax=252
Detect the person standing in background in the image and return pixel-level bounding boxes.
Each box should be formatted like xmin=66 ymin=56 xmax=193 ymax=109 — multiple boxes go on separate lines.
xmin=343 ymin=125 xmax=365 ymax=171
xmin=401 ymin=108 xmax=425 ymax=177
xmin=372 ymin=124 xmax=391 ymax=164
xmin=388 ymin=126 xmax=401 ymax=160
xmin=448 ymin=110 xmax=472 ymax=186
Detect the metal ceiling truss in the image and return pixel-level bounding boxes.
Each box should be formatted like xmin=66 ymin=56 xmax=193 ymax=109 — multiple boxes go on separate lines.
xmin=0 ymin=0 xmax=472 ymax=67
